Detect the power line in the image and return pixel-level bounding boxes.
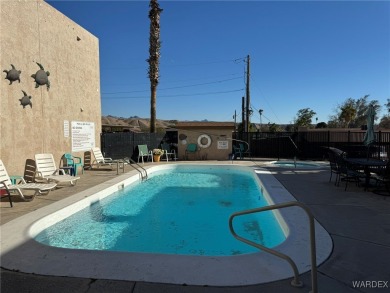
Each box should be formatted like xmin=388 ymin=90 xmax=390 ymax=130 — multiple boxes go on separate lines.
xmin=101 ymin=72 xmax=241 ymax=87
xmin=103 ymin=77 xmax=242 ymax=95
xmin=161 ymin=72 xmax=241 ymax=84
xmin=101 ymin=57 xmax=244 ymax=70
xmin=161 ymin=57 xmax=245 ymax=68
xmin=251 ymin=78 xmax=282 ymax=124
xmin=250 ymin=103 xmax=272 ymax=123
xmin=102 ymin=88 xmax=244 ymax=99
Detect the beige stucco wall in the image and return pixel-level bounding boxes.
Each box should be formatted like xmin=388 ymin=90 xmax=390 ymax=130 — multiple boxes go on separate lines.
xmin=177 ymin=128 xmax=233 ymax=160
xmin=0 ymin=0 xmax=101 ymax=175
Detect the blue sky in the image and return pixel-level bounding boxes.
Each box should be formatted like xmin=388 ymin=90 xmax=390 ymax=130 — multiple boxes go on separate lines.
xmin=48 ymin=0 xmax=390 ymax=124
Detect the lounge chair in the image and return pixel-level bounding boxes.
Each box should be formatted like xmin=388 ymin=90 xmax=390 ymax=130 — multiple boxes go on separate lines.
xmin=137 ymin=145 xmax=153 ymax=163
xmin=161 ymin=143 xmax=176 ymax=162
xmin=91 ymin=147 xmax=115 ymax=169
xmin=185 ymin=143 xmax=198 ymax=160
xmin=23 ymin=158 xmax=37 ymax=183
xmin=34 ymin=153 xmax=80 ymax=186
xmin=0 ymin=159 xmax=57 ymax=203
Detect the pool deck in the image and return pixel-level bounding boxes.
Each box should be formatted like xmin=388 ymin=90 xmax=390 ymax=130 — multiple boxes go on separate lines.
xmin=1 ymin=159 xmax=389 ymax=293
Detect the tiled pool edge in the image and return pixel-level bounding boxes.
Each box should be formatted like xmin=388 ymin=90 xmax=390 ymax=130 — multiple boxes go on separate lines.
xmin=0 ymin=163 xmax=333 ymax=286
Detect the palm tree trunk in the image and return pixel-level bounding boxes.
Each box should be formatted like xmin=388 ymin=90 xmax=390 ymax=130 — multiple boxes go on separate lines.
xmin=150 ymin=85 xmax=157 ymax=132
xmin=147 ymin=0 xmax=162 ymax=133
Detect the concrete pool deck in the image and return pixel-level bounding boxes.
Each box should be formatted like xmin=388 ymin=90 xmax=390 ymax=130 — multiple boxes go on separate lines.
xmin=1 ymin=159 xmax=390 ymax=292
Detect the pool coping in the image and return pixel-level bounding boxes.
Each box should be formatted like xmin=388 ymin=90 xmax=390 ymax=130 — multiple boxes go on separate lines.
xmin=0 ymin=163 xmax=333 ymax=286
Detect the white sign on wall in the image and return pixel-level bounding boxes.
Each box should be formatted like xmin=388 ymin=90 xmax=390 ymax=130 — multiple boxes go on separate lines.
xmin=71 ymin=121 xmax=95 ymax=152
xmin=217 ymin=140 xmax=229 ymax=149
xmin=64 ymin=120 xmax=69 ymax=137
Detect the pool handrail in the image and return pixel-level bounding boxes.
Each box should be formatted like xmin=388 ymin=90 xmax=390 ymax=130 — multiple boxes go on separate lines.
xmin=124 ymin=157 xmax=148 ymax=180
xmin=229 ymin=201 xmax=318 ymax=293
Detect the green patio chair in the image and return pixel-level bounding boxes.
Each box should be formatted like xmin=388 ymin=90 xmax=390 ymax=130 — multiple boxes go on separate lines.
xmin=137 ymin=145 xmax=153 ymax=163
xmin=185 ymin=143 xmax=198 ymax=160
xmin=232 ymin=143 xmax=251 ymax=160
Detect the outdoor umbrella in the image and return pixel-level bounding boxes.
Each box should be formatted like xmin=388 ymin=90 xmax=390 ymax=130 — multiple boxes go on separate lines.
xmin=363 ymin=105 xmax=376 ymax=158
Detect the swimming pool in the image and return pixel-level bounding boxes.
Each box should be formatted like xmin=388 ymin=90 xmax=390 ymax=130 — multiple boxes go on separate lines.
xmin=0 ymin=163 xmax=333 ymax=286
xmin=34 ymin=165 xmax=286 ymax=256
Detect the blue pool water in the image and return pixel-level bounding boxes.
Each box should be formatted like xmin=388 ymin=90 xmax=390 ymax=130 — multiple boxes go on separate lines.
xmin=271 ymin=161 xmax=323 ymax=169
xmin=35 ymin=165 xmax=286 ymax=256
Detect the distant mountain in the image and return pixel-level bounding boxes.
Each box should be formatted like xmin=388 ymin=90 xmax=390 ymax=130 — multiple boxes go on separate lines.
xmin=102 ymin=115 xmax=177 ymax=132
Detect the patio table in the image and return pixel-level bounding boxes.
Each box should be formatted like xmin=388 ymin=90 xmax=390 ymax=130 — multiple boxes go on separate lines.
xmin=345 ymin=158 xmax=387 ymax=190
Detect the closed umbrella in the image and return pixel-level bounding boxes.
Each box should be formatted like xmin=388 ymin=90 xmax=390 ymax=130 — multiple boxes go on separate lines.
xmin=363 ymin=105 xmax=376 ymax=158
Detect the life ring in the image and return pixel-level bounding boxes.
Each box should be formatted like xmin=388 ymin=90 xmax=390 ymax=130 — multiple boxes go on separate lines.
xmin=197 ymin=134 xmax=212 ymax=148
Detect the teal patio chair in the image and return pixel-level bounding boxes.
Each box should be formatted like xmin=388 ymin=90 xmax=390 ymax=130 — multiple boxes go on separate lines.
xmin=185 ymin=143 xmax=198 ymax=160
xmin=62 ymin=153 xmax=84 ymax=176
xmin=232 ymin=143 xmax=251 ymax=160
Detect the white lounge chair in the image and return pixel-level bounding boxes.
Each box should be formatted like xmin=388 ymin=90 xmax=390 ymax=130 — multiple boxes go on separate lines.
xmin=34 ymin=153 xmax=80 ymax=186
xmin=91 ymin=147 xmax=114 ymax=169
xmin=0 ymin=159 xmax=57 ymax=202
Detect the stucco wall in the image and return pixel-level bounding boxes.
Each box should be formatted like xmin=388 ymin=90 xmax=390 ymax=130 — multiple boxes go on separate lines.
xmin=1 ymin=0 xmax=101 ymax=175
xmin=177 ymin=128 xmax=233 ymax=160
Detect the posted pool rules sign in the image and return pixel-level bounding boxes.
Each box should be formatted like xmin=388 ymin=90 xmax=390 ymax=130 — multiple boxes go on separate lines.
xmin=71 ymin=121 xmax=95 ymax=152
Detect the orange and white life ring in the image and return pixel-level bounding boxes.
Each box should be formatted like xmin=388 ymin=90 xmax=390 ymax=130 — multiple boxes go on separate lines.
xmin=197 ymin=134 xmax=212 ymax=148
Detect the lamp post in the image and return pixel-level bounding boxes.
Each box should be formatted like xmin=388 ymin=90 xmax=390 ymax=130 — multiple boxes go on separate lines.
xmin=259 ymin=109 xmax=263 ymax=132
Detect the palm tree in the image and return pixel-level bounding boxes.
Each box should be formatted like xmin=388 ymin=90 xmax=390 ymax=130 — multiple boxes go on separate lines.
xmin=147 ymin=0 xmax=163 ymax=133
xmin=339 ymin=103 xmax=356 ymax=128
xmin=386 ymin=98 xmax=390 ymax=115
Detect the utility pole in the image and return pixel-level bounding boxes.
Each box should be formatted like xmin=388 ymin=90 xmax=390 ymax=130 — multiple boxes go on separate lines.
xmin=233 ymin=110 xmax=237 ymax=135
xmin=245 ymin=55 xmax=250 ymax=132
xmin=241 ymin=96 xmax=245 ymax=134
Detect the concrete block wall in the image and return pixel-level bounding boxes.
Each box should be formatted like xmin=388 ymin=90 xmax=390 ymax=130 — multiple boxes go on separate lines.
xmin=176 ymin=123 xmax=234 ymax=160
xmin=1 ymin=0 xmax=101 ymax=175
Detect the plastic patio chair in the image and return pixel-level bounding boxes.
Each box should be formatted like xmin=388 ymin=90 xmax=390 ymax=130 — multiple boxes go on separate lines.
xmin=62 ymin=153 xmax=84 ymax=176
xmin=161 ymin=143 xmax=176 ymax=162
xmin=185 ymin=143 xmax=198 ymax=160
xmin=137 ymin=145 xmax=153 ymax=163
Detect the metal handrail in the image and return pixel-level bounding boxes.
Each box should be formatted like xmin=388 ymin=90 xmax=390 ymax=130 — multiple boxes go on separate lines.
xmin=288 ymin=136 xmax=299 ymax=151
xmin=125 ymin=157 xmax=148 ymax=180
xmin=229 ymin=201 xmax=318 ymax=293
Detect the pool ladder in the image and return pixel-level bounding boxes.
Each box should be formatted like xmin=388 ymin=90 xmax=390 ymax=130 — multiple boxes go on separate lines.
xmin=229 ymin=201 xmax=318 ymax=293
xmin=125 ymin=157 xmax=148 ymax=181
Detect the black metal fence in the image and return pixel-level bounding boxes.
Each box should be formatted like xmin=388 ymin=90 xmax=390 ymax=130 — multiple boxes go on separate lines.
xmin=233 ymin=130 xmax=390 ymax=160
xmin=101 ymin=130 xmax=390 ymax=161
xmin=101 ymin=131 xmax=177 ymax=160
